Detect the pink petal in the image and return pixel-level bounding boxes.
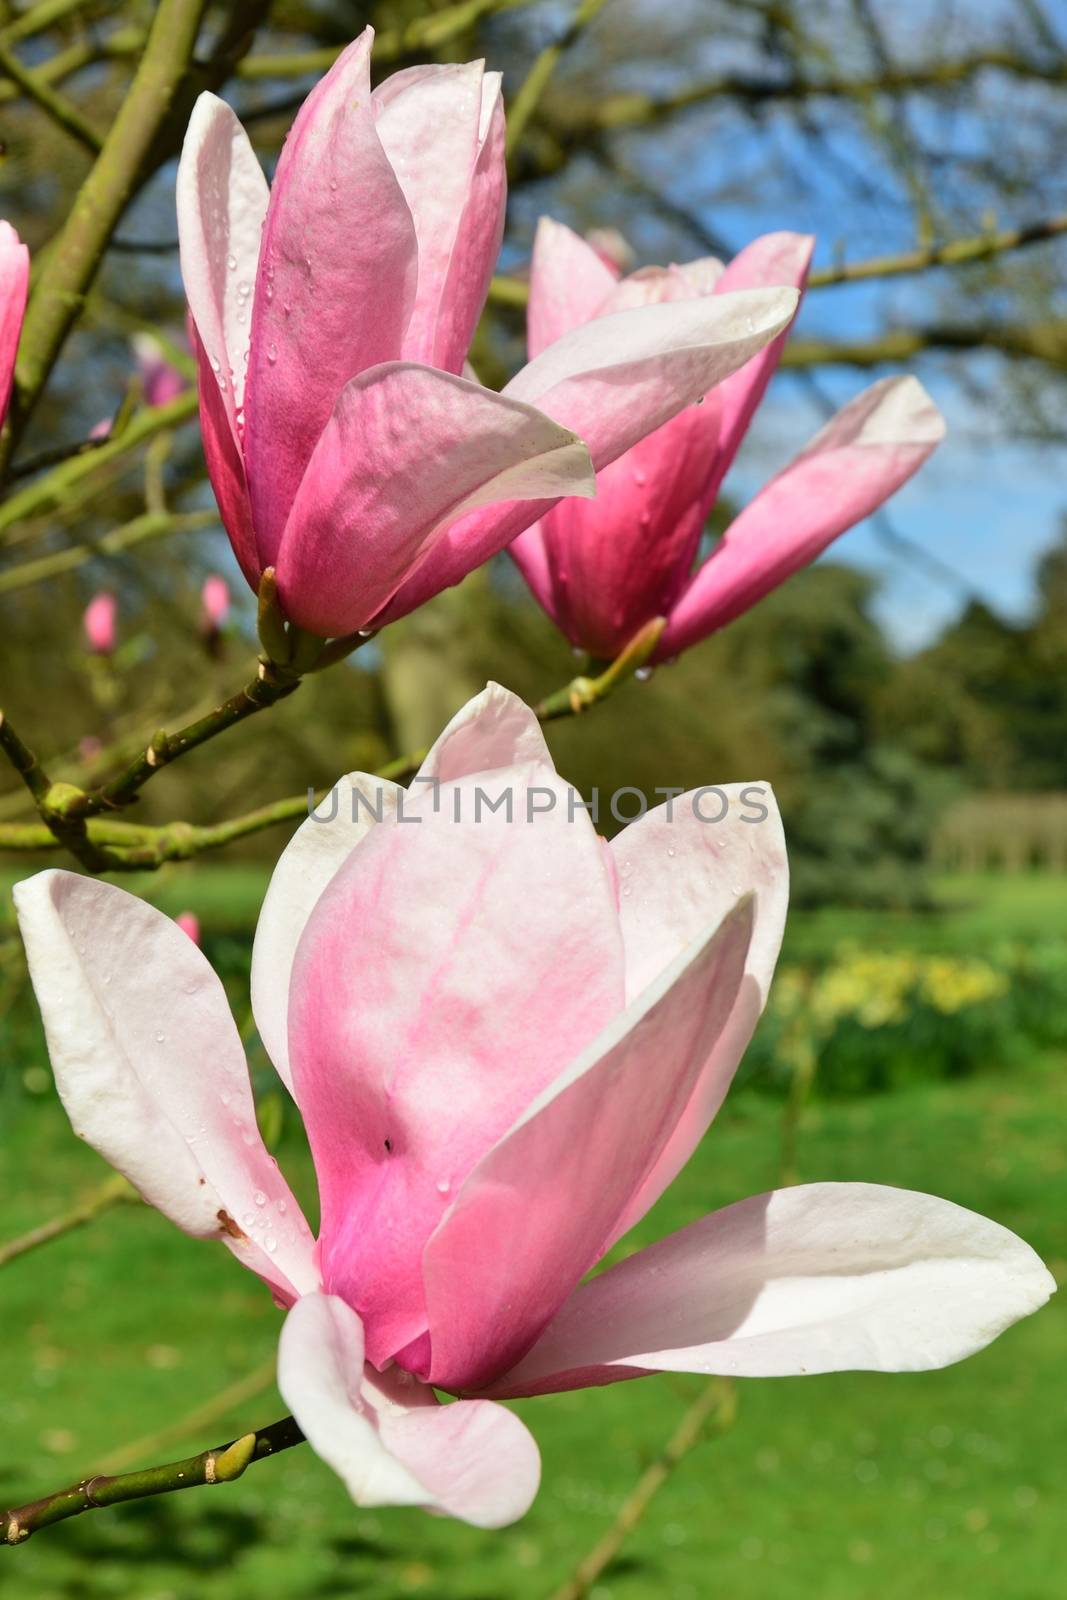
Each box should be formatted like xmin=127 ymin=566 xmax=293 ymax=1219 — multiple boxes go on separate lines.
xmin=606 ymin=783 xmax=788 ymax=1237
xmin=288 ymin=762 xmax=625 ymax=1366
xmin=278 ymin=1293 xmax=540 ymax=1526
xmin=252 ymin=686 xmax=553 ymax=1095
xmin=486 ymin=1184 xmax=1056 ymax=1396
xmin=13 ymin=872 xmax=317 ymax=1304
xmin=0 ymin=219 xmax=29 ymax=425
xmin=379 ymin=284 xmax=799 ymax=622
xmin=526 ymin=218 xmax=618 ymax=359
xmin=659 ymin=376 xmax=946 ymax=658
xmin=192 ymin=326 xmax=260 ymax=588
xmin=706 ymin=231 xmax=814 ymax=493
xmin=528 ymin=396 xmax=723 ymax=657
xmin=176 ymin=93 xmax=269 ymax=437
xmin=421 ymin=896 xmax=756 ymax=1393
xmin=415 ymin=680 xmax=555 ymax=781
xmin=251 ymin=773 xmax=403 ymax=1094
xmin=243 ymin=30 xmax=419 ymax=564
xmin=274 ymin=362 xmax=593 ymax=637
xmin=373 ymin=63 xmax=505 ymax=372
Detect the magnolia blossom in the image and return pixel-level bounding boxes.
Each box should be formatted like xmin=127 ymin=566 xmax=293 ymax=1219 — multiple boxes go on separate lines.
xmin=83 ymin=592 xmax=117 ymax=655
xmin=15 ymin=686 xmax=1053 ymax=1527
xmin=132 ymin=332 xmax=187 ymax=408
xmin=0 ymin=220 xmax=29 ymax=427
xmin=511 ymin=223 xmax=946 ymax=660
xmin=176 ymin=28 xmax=799 ymax=640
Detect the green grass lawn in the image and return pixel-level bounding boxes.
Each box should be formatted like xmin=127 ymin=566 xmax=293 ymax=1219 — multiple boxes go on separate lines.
xmin=1 ymin=1053 xmax=1063 ymax=1600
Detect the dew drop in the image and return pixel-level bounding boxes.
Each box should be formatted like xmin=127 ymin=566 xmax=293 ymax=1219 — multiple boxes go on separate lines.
xmin=633 ymin=467 xmax=647 ymax=487
xmin=264 ymin=1235 xmax=277 ymax=1254
xmin=277 ymin=1199 xmax=287 ymax=1215
xmin=253 ymin=1190 xmax=267 ymax=1207
xmin=154 ymin=1032 xmax=166 ymax=1044
xmin=226 ymin=252 xmax=237 ymax=271
xmin=635 ymin=666 xmax=653 ymax=682
xmin=435 ymin=1177 xmax=451 ymax=1196
xmin=209 ymin=354 xmax=221 ymax=373
xmin=220 ymin=1089 xmax=232 ymax=1107
xmin=241 ymin=1130 xmax=256 ymax=1146
xmin=267 ymin=343 xmax=278 ymax=364
xmin=242 ymin=1212 xmax=255 ymax=1226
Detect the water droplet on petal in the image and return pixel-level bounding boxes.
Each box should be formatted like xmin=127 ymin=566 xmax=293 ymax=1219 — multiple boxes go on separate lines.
xmin=264 ymin=1235 xmax=277 ymax=1253
xmin=154 ymin=1032 xmax=166 ymax=1044
xmin=635 ymin=666 xmax=653 ymax=682
xmin=226 ymin=252 xmax=237 ymax=271
xmin=436 ymin=1178 xmax=451 ymax=1196
xmin=220 ymin=1089 xmax=232 ymax=1106
xmin=267 ymin=343 xmax=277 ymax=364
xmin=253 ymin=1190 xmax=267 ymax=1207
xmin=277 ymin=1199 xmax=287 ymax=1215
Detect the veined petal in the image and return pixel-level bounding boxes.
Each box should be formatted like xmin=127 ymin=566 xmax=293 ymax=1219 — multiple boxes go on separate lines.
xmin=421 ymin=898 xmax=756 ymax=1393
xmin=374 ymin=62 xmax=504 ymax=372
xmin=176 ymin=93 xmax=269 ymax=432
xmin=527 ymin=217 xmax=618 ymax=358
xmin=244 ymin=29 xmax=419 ymax=564
xmin=251 ymin=774 xmax=403 ymax=1094
xmin=0 ymin=219 xmax=29 ymax=424
xmin=659 ymin=376 xmax=946 ymax=658
xmin=486 ymin=1184 xmax=1056 ymax=1396
xmin=288 ymin=762 xmax=624 ymax=1365
xmin=274 ymin=362 xmax=593 ymax=637
xmin=14 ymin=872 xmax=316 ymax=1303
xmin=278 ymin=1294 xmax=540 ymax=1526
xmin=607 ymin=783 xmax=788 ymax=1236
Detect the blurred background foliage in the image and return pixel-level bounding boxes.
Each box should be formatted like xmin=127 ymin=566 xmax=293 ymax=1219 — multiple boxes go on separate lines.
xmin=1 ymin=3 xmax=1066 ymax=1598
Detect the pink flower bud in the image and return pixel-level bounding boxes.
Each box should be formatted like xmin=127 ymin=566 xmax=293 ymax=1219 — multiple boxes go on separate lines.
xmin=175 ymin=911 xmax=201 ymax=945
xmin=200 ymin=573 xmax=230 ymax=631
xmin=0 ymin=219 xmax=28 ymax=431
xmin=83 ymin=592 xmax=117 ymax=655
xmin=132 ymin=332 xmax=187 ymax=409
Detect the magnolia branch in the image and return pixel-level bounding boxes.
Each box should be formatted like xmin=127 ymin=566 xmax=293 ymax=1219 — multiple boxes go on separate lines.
xmin=0 ymin=620 xmax=664 ymax=871
xmin=1 ymin=1418 xmax=306 ymax=1546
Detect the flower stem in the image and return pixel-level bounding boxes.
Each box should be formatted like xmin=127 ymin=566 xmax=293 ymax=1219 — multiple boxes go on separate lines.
xmin=1 ymin=1417 xmax=305 ymax=1546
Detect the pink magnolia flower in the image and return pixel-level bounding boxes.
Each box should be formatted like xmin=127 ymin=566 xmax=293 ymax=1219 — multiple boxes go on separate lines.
xmin=511 ymin=223 xmax=946 ymax=661
xmin=132 ymin=331 xmax=187 ymax=409
xmin=175 ymin=911 xmax=201 ymax=945
xmin=200 ymin=573 xmax=230 ymax=631
xmin=15 ymin=687 xmax=1052 ymax=1526
xmin=83 ymin=592 xmax=117 ymax=655
xmin=0 ymin=220 xmax=29 ymax=428
xmin=176 ymin=29 xmax=799 ymax=640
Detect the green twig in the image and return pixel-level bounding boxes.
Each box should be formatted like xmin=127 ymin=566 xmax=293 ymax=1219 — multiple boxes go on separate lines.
xmin=2 ymin=0 xmax=209 ymax=464
xmin=0 ymin=37 xmax=104 ymax=150
xmin=2 ymin=1418 xmax=305 ymax=1546
xmin=237 ymin=0 xmax=536 ymax=78
xmin=0 ymin=509 xmax=216 ymax=595
xmin=535 ymin=615 xmax=666 ymax=721
xmin=0 ymin=1176 xmax=136 ymax=1269
xmin=505 ymin=0 xmax=612 ymax=161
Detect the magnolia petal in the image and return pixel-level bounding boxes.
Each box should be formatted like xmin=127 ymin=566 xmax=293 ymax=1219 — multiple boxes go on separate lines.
xmin=374 ymin=62 xmax=502 ymax=371
xmin=415 ymin=681 xmax=554 ymax=783
xmin=251 ymin=774 xmax=403 ymax=1094
xmin=422 ymin=898 xmax=757 ymax=1393
xmin=13 ymin=872 xmax=316 ymax=1303
xmin=0 ymin=219 xmax=29 ymax=424
xmin=244 ymin=30 xmax=419 ymax=563
xmin=660 ymin=376 xmax=946 ymax=658
xmin=378 ymin=285 xmax=799 ymax=622
xmin=608 ymin=784 xmax=787 ymax=1236
xmin=506 ymin=284 xmax=799 ymax=470
xmin=289 ymin=761 xmax=625 ymax=1365
xmin=526 ymin=217 xmax=618 ymax=358
xmin=192 ymin=326 xmax=260 ymax=588
xmin=707 ymin=230 xmax=814 ymax=492
xmin=278 ymin=1294 xmax=540 ymax=1526
xmin=486 ymin=1184 xmax=1057 ymax=1396
xmin=176 ymin=93 xmax=269 ymax=430
xmin=275 ymin=362 xmax=593 ymax=637
xmin=435 ymin=70 xmax=507 ymax=375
